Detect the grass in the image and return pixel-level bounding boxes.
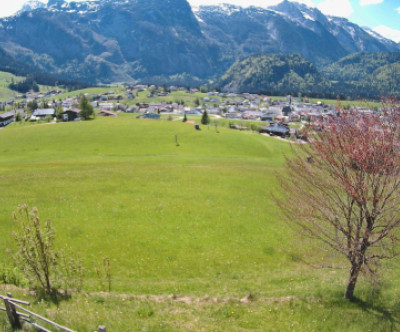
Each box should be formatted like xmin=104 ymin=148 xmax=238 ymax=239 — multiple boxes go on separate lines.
xmin=54 ymin=87 xmax=126 ymax=101
xmin=128 ymin=91 xmax=215 ymax=107
xmin=0 ymin=115 xmax=399 ymax=330
xmin=0 ymin=71 xmax=66 ymax=102
xmin=0 ymin=71 xmax=25 ymax=100
xmin=55 ymin=88 xmax=227 ymax=107
xmin=307 ymin=97 xmax=382 ymax=109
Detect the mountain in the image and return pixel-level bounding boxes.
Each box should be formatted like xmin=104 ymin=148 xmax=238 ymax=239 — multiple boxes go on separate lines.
xmin=219 ymin=54 xmax=330 ymax=94
xmin=219 ymin=52 xmax=400 ymax=98
xmin=321 ymin=52 xmax=400 ymax=97
xmin=16 ymin=0 xmax=46 ymax=15
xmin=0 ymin=0 xmax=397 ymax=85
xmin=1 ymin=0 xmax=219 ymax=84
xmin=321 ymin=52 xmax=400 ymax=82
xmin=0 ymin=45 xmax=90 ymax=91
xmin=195 ymin=1 xmax=399 ymax=68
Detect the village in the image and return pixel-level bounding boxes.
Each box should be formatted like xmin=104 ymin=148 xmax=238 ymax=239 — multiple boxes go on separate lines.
xmin=0 ymin=84 xmax=379 ymax=138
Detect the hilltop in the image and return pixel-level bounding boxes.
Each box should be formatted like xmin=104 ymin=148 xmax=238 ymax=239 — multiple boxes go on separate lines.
xmin=219 ymin=54 xmax=331 ymax=95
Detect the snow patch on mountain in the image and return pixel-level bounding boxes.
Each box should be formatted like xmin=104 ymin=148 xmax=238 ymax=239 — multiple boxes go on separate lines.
xmin=17 ymin=0 xmax=46 ymax=15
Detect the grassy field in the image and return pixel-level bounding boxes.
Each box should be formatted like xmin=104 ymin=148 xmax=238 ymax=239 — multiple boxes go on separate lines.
xmin=0 ymin=71 xmax=25 ymax=100
xmin=0 ymin=71 xmax=67 ymax=102
xmin=0 ymin=116 xmax=399 ymax=331
xmin=128 ymin=91 xmax=215 ymax=107
xmin=54 ymin=87 xmax=126 ymax=100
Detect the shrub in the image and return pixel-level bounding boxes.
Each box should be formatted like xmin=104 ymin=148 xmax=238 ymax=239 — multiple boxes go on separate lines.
xmin=80 ymin=95 xmax=95 ymax=120
xmin=9 ymin=205 xmax=83 ymax=295
xmin=15 ymin=112 xmax=22 ymax=122
xmin=10 ymin=205 xmax=57 ymax=294
xmin=0 ymin=265 xmax=26 ymax=287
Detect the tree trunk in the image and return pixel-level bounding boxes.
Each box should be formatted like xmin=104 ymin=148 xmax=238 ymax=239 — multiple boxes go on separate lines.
xmin=344 ymin=265 xmax=361 ymax=300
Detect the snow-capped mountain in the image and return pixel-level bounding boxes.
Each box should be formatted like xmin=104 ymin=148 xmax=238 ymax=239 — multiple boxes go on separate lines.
xmin=16 ymin=0 xmax=46 ymax=15
xmin=195 ymin=0 xmax=399 ymax=65
xmin=1 ymin=0 xmax=398 ymax=84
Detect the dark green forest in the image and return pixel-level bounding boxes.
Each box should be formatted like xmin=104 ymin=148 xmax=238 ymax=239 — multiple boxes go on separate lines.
xmin=0 ymin=47 xmax=91 ymax=92
xmin=218 ymin=52 xmax=400 ymax=98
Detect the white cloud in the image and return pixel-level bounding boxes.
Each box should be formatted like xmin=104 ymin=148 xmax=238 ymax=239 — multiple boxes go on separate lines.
xmin=360 ymin=0 xmax=383 ymax=5
xmin=317 ymin=0 xmax=353 ymax=18
xmin=373 ymin=25 xmax=400 ymax=42
xmin=397 ymin=6 xmax=400 ymax=14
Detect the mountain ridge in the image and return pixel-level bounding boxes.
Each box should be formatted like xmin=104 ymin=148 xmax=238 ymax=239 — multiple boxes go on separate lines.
xmin=0 ymin=0 xmax=398 ymax=85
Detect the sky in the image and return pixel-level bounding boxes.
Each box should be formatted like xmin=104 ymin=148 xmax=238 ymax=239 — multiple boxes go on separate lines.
xmin=1 ymin=0 xmax=400 ymax=42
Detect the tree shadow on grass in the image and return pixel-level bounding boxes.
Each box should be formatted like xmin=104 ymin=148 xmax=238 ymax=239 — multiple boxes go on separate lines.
xmin=351 ymin=296 xmax=399 ymax=327
xmin=327 ymin=289 xmax=400 ymax=331
xmin=34 ymin=289 xmax=72 ymax=306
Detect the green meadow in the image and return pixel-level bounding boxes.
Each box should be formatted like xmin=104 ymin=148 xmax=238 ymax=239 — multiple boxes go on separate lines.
xmin=0 ymin=72 xmax=24 ymax=100
xmin=0 ymin=116 xmax=399 ymax=331
xmin=0 ymin=71 xmax=66 ymax=102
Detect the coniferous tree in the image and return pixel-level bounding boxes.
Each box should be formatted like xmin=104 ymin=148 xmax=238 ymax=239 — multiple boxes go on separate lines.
xmin=201 ymin=110 xmax=210 ymax=125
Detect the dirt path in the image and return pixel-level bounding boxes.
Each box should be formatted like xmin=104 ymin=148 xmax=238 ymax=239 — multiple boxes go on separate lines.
xmin=1 ymin=284 xmax=295 ymax=305
xmin=90 ymin=292 xmax=295 ymax=305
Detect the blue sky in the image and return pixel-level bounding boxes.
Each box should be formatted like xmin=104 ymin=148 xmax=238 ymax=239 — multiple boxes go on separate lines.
xmin=2 ymin=0 xmax=400 ymax=42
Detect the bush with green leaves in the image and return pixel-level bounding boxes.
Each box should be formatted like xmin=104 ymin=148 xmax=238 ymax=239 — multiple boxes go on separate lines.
xmin=55 ymin=104 xmax=64 ymax=120
xmin=0 ymin=264 xmax=26 ymax=287
xmin=10 ymin=205 xmax=83 ymax=295
xmin=14 ymin=112 xmax=22 ymax=122
xmin=10 ymin=205 xmax=57 ymax=294
xmin=79 ymin=95 xmax=95 ymax=120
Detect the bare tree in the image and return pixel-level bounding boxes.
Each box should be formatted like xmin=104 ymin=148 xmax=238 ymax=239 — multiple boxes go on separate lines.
xmin=279 ymin=103 xmax=400 ymax=300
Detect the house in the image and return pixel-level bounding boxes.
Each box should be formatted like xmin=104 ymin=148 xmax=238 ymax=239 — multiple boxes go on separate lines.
xmin=260 ymin=123 xmax=290 ymax=137
xmin=61 ymin=109 xmax=81 ymax=122
xmin=225 ymin=113 xmax=240 ymax=119
xmin=32 ymin=109 xmax=55 ymax=120
xmin=186 ymin=109 xmax=202 ymax=115
xmin=260 ymin=115 xmax=274 ymax=122
xmin=126 ymin=106 xmax=139 ymax=113
xmin=99 ymin=103 xmax=114 ymax=110
xmin=0 ymin=109 xmax=25 ymax=127
xmin=98 ymin=110 xmax=118 ymax=117
xmin=138 ymin=113 xmax=160 ymax=120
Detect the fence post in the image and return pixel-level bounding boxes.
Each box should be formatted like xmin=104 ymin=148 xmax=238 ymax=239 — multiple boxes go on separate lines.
xmin=4 ymin=293 xmax=22 ymax=329
xmin=98 ymin=326 xmax=107 ymax=332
